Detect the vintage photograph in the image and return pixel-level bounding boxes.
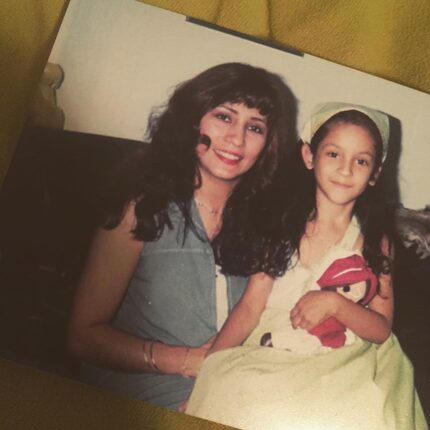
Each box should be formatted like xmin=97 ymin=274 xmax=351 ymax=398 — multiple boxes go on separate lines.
xmin=1 ymin=1 xmax=429 ymax=429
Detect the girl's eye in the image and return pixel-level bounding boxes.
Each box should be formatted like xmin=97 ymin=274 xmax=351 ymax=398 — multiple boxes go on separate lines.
xmin=248 ymin=124 xmax=265 ymax=135
xmin=356 ymin=159 xmax=370 ymax=166
xmin=327 ymin=151 xmax=338 ymax=158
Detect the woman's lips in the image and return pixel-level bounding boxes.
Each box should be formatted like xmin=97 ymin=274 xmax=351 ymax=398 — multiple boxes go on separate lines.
xmin=214 ymin=149 xmax=243 ymax=165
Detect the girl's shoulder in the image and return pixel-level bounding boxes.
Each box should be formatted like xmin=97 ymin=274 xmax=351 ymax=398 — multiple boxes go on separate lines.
xmin=310 ymin=217 xmax=364 ymax=277
xmin=339 ymin=216 xmax=363 ymax=251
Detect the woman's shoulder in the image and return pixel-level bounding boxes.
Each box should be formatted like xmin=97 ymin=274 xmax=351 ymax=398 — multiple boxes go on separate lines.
xmin=119 ymin=200 xmax=138 ymax=232
xmin=106 ymin=200 xmax=143 ymax=251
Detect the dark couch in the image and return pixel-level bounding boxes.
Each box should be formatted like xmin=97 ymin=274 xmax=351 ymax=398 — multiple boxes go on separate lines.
xmin=0 ymin=125 xmax=144 ymax=376
xmin=0 ymin=125 xmax=428 ymax=417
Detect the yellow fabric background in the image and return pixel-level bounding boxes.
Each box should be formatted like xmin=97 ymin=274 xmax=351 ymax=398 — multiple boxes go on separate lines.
xmin=1 ymin=0 xmax=429 ymax=429
xmin=142 ymin=0 xmax=430 ymax=93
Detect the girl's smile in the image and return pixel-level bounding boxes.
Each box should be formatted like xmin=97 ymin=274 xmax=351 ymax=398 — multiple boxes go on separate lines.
xmin=330 ymin=180 xmax=355 ymax=191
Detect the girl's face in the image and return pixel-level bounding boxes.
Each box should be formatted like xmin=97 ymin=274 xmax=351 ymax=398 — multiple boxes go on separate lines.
xmin=196 ymin=102 xmax=268 ymax=188
xmin=302 ymin=122 xmax=381 ymax=208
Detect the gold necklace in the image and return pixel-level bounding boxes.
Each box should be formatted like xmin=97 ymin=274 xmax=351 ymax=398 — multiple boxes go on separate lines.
xmin=195 ymin=198 xmax=220 ymax=215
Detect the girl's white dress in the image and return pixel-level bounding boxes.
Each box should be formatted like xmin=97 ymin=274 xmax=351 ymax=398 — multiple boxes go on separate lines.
xmin=187 ymin=218 xmax=428 ymax=430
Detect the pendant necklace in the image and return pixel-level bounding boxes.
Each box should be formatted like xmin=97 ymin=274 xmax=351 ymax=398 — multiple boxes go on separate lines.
xmin=195 ymin=198 xmax=220 ymax=215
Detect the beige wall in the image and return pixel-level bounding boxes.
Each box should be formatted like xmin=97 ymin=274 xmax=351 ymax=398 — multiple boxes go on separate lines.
xmin=49 ymin=0 xmax=430 ymax=209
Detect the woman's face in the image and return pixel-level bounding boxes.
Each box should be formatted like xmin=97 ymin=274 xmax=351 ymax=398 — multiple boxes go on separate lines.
xmin=196 ymin=102 xmax=268 ymax=188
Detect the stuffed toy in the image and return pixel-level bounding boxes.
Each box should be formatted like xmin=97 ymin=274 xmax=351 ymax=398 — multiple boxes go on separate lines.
xmin=308 ymin=254 xmax=378 ymax=348
xmin=261 ymin=253 xmax=378 ymax=354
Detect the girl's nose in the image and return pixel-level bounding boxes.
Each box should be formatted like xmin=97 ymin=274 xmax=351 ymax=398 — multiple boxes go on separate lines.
xmin=338 ymin=159 xmax=353 ymax=176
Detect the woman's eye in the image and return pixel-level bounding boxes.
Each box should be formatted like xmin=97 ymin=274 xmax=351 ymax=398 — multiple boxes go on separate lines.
xmin=215 ymin=113 xmax=231 ymax=122
xmin=327 ymin=151 xmax=338 ymax=158
xmin=248 ymin=124 xmax=265 ymax=135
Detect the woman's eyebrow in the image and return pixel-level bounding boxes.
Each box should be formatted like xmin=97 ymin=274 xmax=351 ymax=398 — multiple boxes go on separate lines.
xmin=222 ymin=105 xmax=237 ymax=114
xmin=220 ymin=105 xmax=267 ymax=124
xmin=252 ymin=116 xmax=267 ymax=124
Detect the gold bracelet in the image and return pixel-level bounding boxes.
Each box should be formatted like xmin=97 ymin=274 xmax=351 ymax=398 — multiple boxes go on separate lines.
xmin=181 ymin=347 xmax=191 ymax=378
xmin=143 ymin=340 xmax=151 ymax=368
xmin=181 ymin=347 xmax=206 ymax=378
xmin=149 ymin=341 xmax=161 ymax=372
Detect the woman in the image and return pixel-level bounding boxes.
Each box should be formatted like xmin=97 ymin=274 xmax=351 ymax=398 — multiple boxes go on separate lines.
xmin=67 ymin=62 xmax=297 ymax=410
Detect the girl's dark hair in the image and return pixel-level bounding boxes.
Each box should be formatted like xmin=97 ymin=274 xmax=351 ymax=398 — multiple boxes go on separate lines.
xmin=273 ymin=110 xmax=394 ymax=277
xmin=102 ymin=63 xmax=297 ymax=264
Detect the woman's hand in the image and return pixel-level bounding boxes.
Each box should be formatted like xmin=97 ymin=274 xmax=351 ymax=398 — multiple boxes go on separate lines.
xmin=178 ymin=399 xmax=189 ymax=413
xmin=290 ymin=291 xmax=341 ymax=331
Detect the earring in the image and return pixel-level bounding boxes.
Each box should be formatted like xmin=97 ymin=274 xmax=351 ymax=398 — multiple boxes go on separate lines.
xmin=306 ymin=161 xmax=313 ymax=170
xmin=369 ymin=166 xmax=382 ymax=186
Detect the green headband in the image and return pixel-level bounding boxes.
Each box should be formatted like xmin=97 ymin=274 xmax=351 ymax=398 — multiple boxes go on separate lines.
xmin=300 ymin=102 xmax=390 ymax=161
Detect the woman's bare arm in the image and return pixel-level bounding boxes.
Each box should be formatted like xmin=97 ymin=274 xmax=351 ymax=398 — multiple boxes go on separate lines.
xmin=67 ymin=203 xmax=206 ymax=376
xmin=207 ymin=273 xmax=274 ymax=355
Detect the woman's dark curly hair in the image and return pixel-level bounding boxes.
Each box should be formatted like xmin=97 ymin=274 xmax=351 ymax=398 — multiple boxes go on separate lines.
xmin=269 ymin=110 xmax=395 ymax=278
xmin=102 ymin=63 xmax=297 ymax=262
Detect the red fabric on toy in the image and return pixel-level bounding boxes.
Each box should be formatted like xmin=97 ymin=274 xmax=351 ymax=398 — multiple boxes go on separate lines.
xmin=309 ymin=254 xmax=378 ymax=348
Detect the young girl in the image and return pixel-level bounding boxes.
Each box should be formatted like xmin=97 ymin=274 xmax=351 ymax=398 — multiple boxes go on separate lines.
xmin=186 ymin=102 xmax=427 ymax=430
xmin=204 ymin=101 xmax=393 ymax=356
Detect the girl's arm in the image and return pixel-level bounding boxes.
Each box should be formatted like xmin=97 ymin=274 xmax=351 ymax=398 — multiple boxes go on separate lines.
xmin=342 ymin=274 xmax=393 ymax=342
xmin=67 ymin=202 xmax=210 ymax=377
xmin=291 ymin=239 xmax=394 ymax=344
xmin=179 ymin=274 xmax=273 ymax=412
xmin=291 ymin=277 xmax=393 ymax=344
xmin=206 ymin=273 xmax=274 ymax=355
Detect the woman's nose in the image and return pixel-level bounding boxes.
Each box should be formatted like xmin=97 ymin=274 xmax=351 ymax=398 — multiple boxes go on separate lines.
xmin=226 ymin=122 xmax=245 ymax=146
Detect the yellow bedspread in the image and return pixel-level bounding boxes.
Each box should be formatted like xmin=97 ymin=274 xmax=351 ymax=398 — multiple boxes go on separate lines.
xmin=141 ymin=0 xmax=430 ymax=95
xmin=2 ymin=2 xmax=430 ymax=430
xmin=187 ymin=334 xmax=427 ymax=430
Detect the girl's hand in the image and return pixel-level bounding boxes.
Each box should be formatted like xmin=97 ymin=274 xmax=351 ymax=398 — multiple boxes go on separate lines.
xmin=290 ymin=291 xmax=341 ymax=331
xmin=201 ymin=335 xmax=216 ymax=351
xmin=181 ymin=335 xmax=215 ymax=378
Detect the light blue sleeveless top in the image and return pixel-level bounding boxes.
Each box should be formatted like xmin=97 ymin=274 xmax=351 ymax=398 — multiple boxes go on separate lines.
xmin=81 ymin=200 xmax=248 ymax=409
